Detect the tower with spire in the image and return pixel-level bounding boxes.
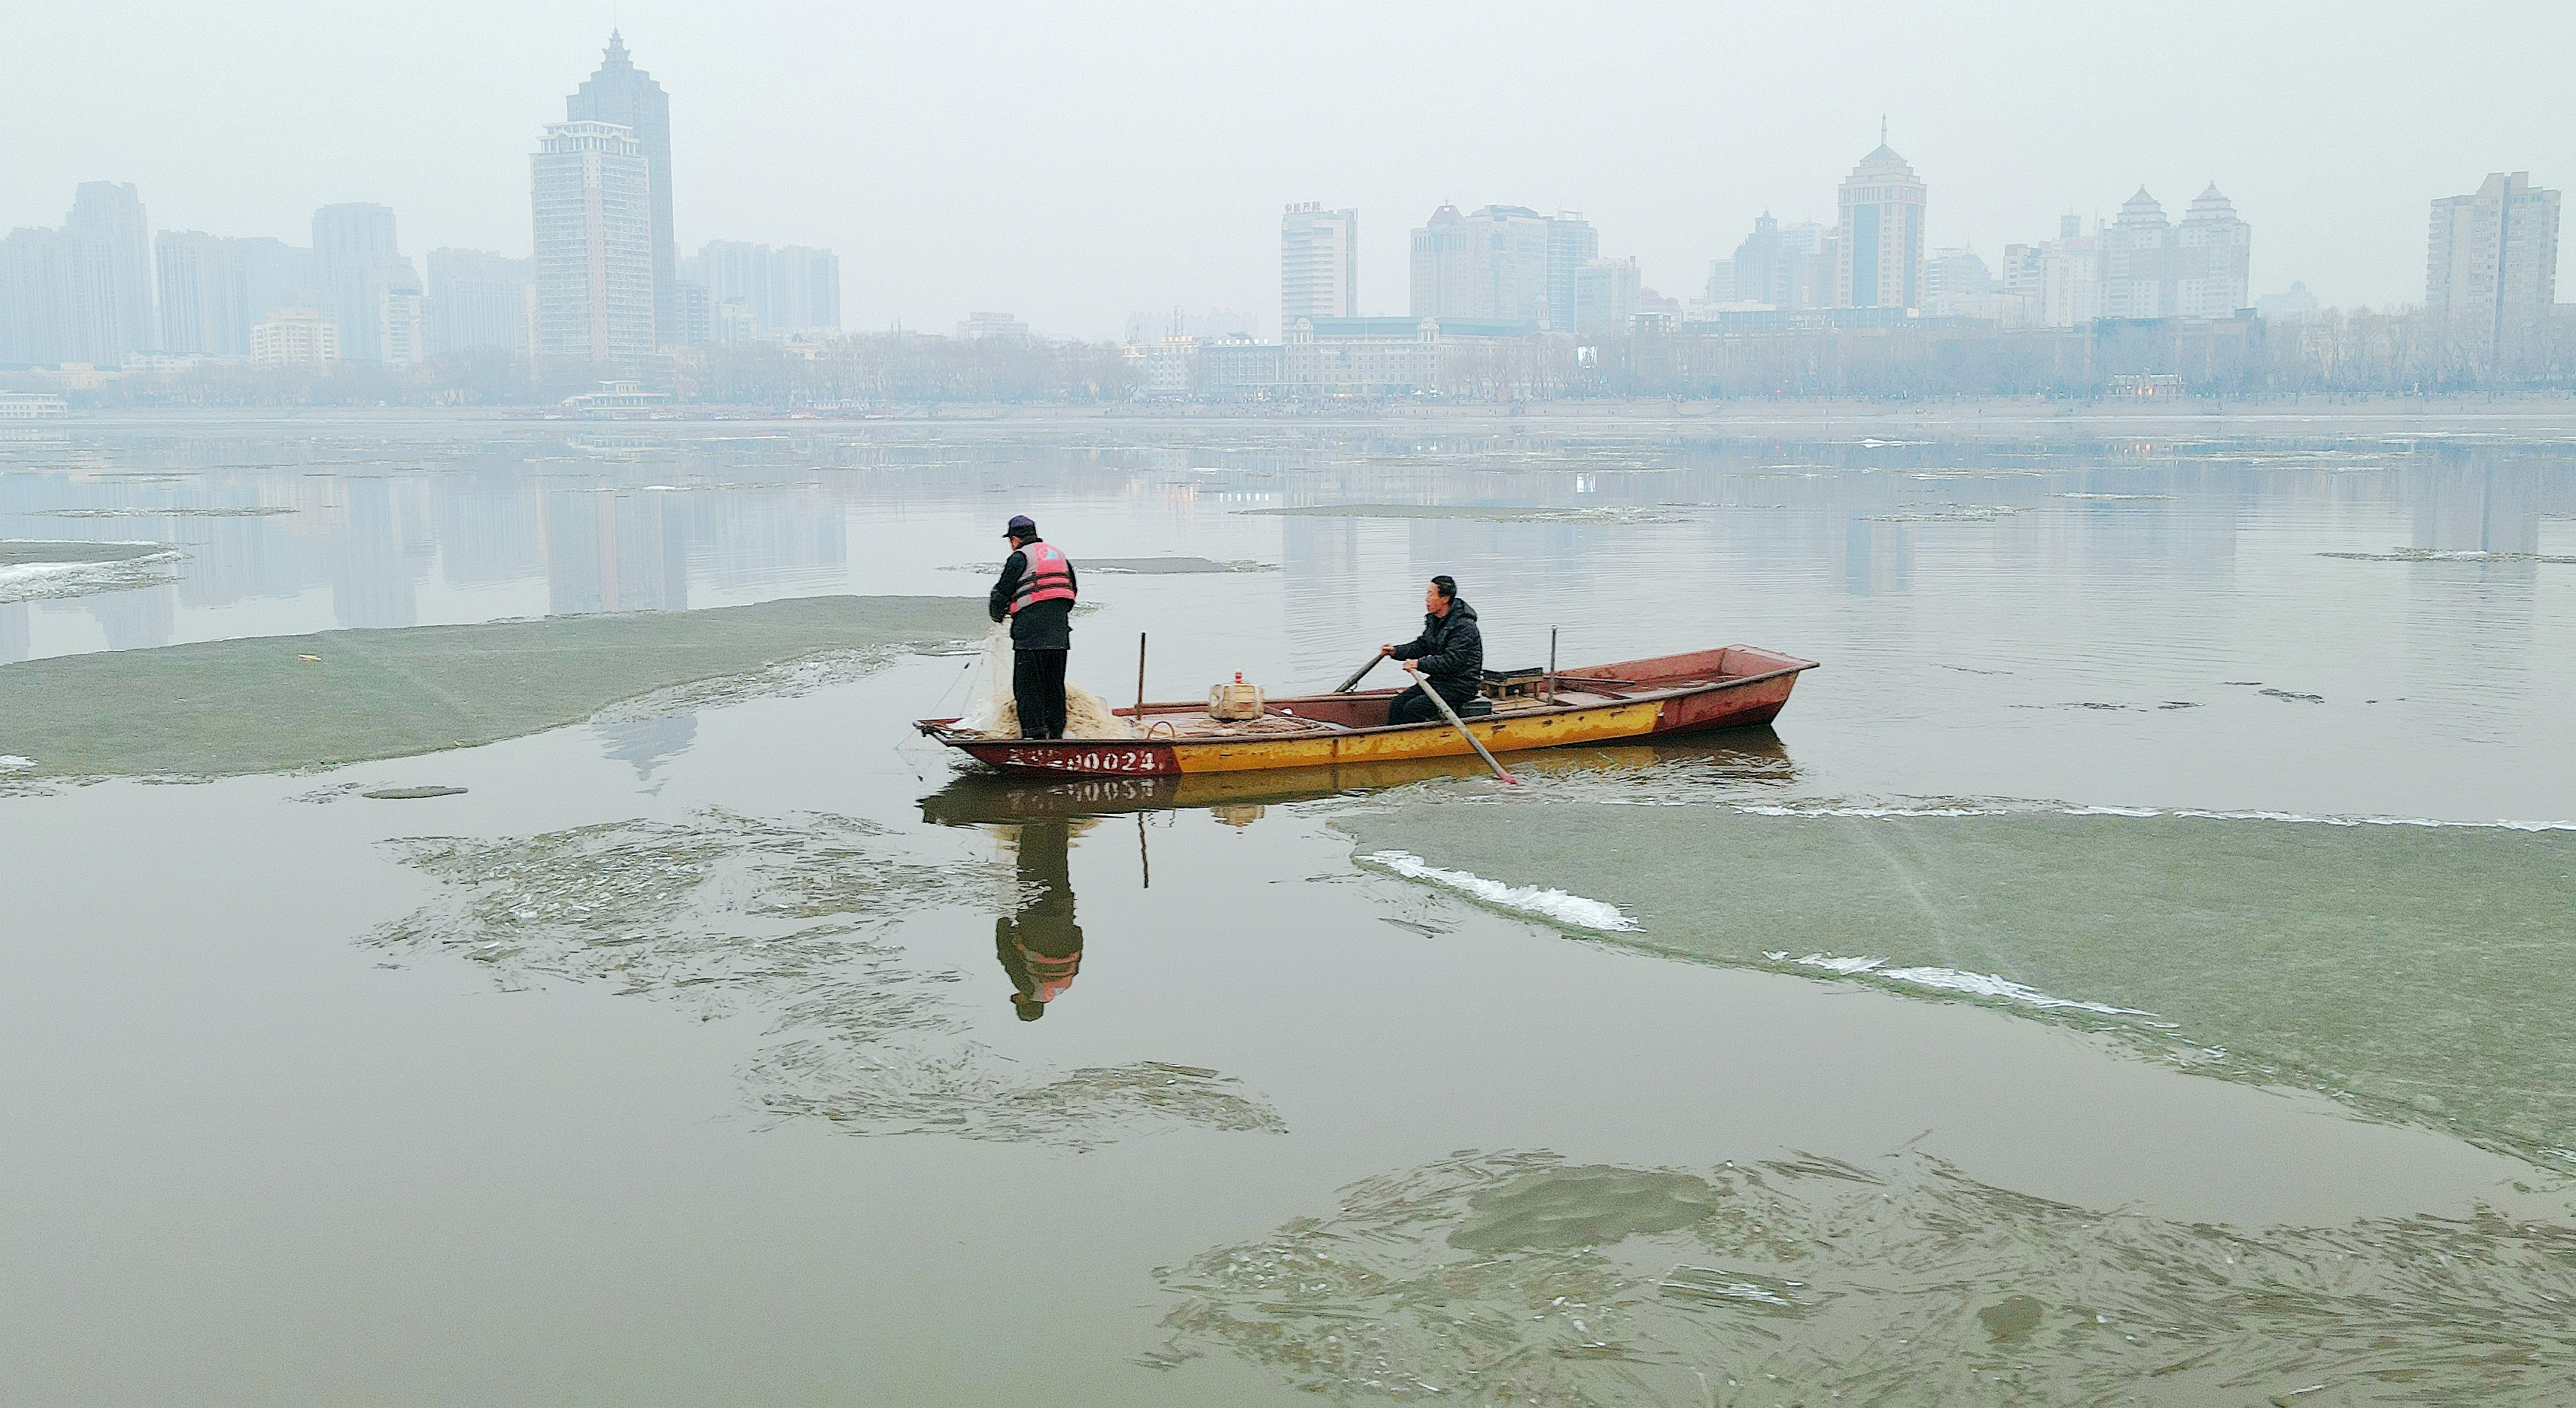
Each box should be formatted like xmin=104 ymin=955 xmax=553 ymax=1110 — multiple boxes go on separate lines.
xmin=566 ymin=31 xmax=677 ymax=348
xmin=1835 ymin=129 xmax=1926 ymax=311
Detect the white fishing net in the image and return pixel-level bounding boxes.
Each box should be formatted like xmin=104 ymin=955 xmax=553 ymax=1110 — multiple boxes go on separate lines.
xmin=960 ymin=624 xmax=1139 ymax=739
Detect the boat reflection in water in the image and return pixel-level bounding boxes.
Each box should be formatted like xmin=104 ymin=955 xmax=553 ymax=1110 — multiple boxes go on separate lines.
xmin=994 ymin=819 xmax=1084 ymax=1021
xmin=929 ymin=732 xmax=1793 ymax=1026
xmin=919 ymin=729 xmax=1796 ymax=828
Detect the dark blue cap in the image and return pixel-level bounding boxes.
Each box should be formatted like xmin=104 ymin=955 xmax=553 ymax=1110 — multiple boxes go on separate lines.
xmin=1005 ymin=515 xmax=1037 ymax=536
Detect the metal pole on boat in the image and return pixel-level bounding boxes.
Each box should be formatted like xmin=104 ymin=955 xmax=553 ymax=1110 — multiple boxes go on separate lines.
xmin=1419 ymin=678 xmax=1516 ymax=785
xmin=1135 ymin=633 xmax=1147 ymax=718
xmin=1547 ymin=627 xmax=1558 ymax=703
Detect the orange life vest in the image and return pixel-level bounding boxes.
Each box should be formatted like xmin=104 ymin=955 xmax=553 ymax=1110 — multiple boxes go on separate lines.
xmin=1008 ymin=542 xmax=1076 ymax=614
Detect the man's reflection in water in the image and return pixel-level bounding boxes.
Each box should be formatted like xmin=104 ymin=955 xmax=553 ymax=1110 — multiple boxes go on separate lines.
xmin=996 ymin=820 xmax=1083 ymax=1021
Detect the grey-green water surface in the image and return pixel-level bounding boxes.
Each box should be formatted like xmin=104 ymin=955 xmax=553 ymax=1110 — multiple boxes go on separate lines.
xmin=8 ymin=407 xmax=2576 ymax=1406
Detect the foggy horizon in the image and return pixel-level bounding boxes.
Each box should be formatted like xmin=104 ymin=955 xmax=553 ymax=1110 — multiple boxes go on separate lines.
xmin=7 ymin=2 xmax=2572 ymax=338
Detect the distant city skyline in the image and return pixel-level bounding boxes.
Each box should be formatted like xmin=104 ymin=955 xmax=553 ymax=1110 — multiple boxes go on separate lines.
xmin=6 ymin=4 xmax=2568 ymax=339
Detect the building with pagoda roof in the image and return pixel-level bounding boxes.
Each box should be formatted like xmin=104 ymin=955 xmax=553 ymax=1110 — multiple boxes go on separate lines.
xmin=2101 ymin=184 xmax=2250 ymax=320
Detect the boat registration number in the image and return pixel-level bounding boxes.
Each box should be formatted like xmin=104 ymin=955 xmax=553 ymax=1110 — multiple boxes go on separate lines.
xmin=999 ymin=746 xmax=1167 ymax=774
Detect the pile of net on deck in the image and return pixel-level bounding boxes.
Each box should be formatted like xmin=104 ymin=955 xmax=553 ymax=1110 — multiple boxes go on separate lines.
xmin=958 ymin=624 xmax=1139 ymax=739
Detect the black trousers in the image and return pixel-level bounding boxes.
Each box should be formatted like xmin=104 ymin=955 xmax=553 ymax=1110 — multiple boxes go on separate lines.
xmin=1013 ymin=648 xmax=1069 ymax=739
xmin=1388 ymin=682 xmax=1465 ymax=726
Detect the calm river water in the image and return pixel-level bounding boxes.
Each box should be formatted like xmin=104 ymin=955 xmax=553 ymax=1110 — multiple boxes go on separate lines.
xmin=5 ymin=404 xmax=2574 ymax=1405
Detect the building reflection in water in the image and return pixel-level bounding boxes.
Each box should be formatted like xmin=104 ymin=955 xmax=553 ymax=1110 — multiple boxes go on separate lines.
xmin=0 ymin=602 xmax=31 ymax=663
xmin=544 ymin=488 xmax=691 ymax=616
xmin=994 ymin=820 xmax=1084 ymax=1022
xmin=591 ymin=713 xmax=700 ymax=787
xmin=332 ymin=477 xmax=424 ymax=629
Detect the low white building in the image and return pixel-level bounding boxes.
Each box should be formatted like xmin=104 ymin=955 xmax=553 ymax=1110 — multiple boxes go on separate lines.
xmin=250 ymin=307 xmax=340 ymax=366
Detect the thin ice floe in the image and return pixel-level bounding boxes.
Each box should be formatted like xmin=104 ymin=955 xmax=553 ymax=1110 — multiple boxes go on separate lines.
xmin=1766 ymin=952 xmax=2152 ymax=1016
xmin=0 ymin=547 xmax=183 ymax=604
xmin=1363 ymin=850 xmax=1637 ymax=932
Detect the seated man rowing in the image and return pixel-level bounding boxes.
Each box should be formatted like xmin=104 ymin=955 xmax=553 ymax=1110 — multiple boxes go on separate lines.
xmin=1379 ymin=574 xmax=1484 ymax=726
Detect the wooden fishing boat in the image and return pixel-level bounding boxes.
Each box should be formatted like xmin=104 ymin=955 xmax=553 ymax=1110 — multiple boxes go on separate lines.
xmin=916 ymin=645 xmax=1816 ymax=779
xmin=919 ymin=735 xmax=1795 ymax=825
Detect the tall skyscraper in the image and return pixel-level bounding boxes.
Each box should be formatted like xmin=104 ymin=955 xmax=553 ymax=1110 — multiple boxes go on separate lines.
xmin=1280 ymin=204 xmax=1358 ymax=328
xmin=1834 ymin=132 xmax=1926 ymax=310
xmin=2428 ymin=171 xmax=2562 ymax=380
xmin=68 ymin=182 xmax=157 ymax=354
xmin=155 ymin=231 xmax=253 ymax=356
xmin=313 ymin=202 xmax=401 ymax=362
xmin=567 ymin=32 xmax=676 ymax=348
xmin=426 ymin=249 xmax=534 ymax=355
xmin=1410 ymin=205 xmax=1587 ymax=328
xmin=532 ymin=119 xmax=655 ymax=364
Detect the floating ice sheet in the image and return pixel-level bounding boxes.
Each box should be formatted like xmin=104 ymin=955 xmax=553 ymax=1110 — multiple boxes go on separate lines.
xmin=1157 ymin=1148 xmax=2576 ymax=1406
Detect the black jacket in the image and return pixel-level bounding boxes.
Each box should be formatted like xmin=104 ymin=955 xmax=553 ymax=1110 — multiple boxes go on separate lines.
xmin=1391 ymin=598 xmax=1483 ymax=698
xmin=988 ymin=539 xmax=1078 ymax=650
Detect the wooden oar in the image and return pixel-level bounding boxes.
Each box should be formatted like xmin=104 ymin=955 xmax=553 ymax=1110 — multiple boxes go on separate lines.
xmin=1333 ymin=650 xmax=1386 ymax=693
xmin=1413 ymin=672 xmax=1517 ymax=784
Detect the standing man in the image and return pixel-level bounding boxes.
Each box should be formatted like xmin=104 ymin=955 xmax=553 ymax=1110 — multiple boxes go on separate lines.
xmin=1380 ymin=574 xmax=1484 ymax=726
xmin=989 ymin=514 xmax=1078 ymax=739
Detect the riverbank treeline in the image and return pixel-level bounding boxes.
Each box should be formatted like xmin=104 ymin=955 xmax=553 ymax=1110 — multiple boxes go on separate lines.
xmin=12 ymin=306 xmax=2576 ymax=408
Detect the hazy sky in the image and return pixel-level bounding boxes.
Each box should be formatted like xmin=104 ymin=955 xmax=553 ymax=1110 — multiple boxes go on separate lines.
xmin=9 ymin=2 xmax=2571 ymax=339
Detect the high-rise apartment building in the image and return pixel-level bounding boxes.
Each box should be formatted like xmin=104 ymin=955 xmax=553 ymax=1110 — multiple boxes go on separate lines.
xmin=2003 ymin=214 xmax=2099 ymax=328
xmin=240 ymin=237 xmax=316 ymax=326
xmin=1835 ymin=135 xmax=1926 ymax=310
xmin=155 ymin=231 xmax=253 ymax=356
xmin=1545 ymin=215 xmax=1598 ymax=332
xmin=567 ymin=32 xmax=678 ymax=348
xmin=0 ymin=227 xmax=116 ymax=365
xmin=2428 ymin=171 xmax=2562 ymax=380
xmin=532 ymin=120 xmax=656 ymax=364
xmin=380 ymin=275 xmax=426 ymax=365
xmin=768 ymin=246 xmax=841 ymax=332
xmin=68 ymin=182 xmax=157 ymax=354
xmin=1280 ymin=204 xmax=1358 ymax=328
xmin=1728 ymin=214 xmax=1831 ymax=310
xmin=312 ymin=203 xmax=402 ymax=362
xmin=1574 ymin=256 xmax=1640 ymax=335
xmin=691 ymin=240 xmax=840 ymax=334
xmin=1410 ymin=205 xmax=1588 ymax=329
xmin=426 ymin=249 xmax=534 ymax=355
xmin=697 ymin=240 xmax=770 ymax=334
